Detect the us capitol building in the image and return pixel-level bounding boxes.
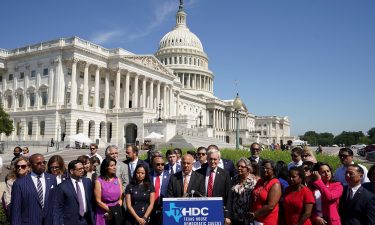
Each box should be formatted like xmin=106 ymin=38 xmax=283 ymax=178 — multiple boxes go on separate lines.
xmin=0 ymin=2 xmax=294 ymax=148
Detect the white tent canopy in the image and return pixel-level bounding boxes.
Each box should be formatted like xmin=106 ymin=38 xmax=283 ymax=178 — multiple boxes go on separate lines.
xmin=144 ymin=132 xmax=164 ymax=139
xmin=292 ymin=140 xmax=305 ymax=146
xmin=66 ymin=133 xmax=93 ymax=148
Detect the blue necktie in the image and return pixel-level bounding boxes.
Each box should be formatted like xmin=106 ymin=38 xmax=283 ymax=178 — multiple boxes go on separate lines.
xmin=37 ymin=175 xmax=44 ymax=208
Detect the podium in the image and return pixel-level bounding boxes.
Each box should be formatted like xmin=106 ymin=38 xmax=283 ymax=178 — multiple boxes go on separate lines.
xmin=163 ymin=197 xmax=224 ymax=225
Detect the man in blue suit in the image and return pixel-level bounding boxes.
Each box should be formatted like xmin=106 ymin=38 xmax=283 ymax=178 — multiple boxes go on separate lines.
xmin=207 ymin=145 xmax=237 ymax=178
xmin=11 ymin=153 xmax=57 ymax=225
xmin=54 ymin=160 xmax=95 ymax=225
xmin=150 ymin=156 xmax=171 ymax=225
xmin=164 ymin=149 xmax=182 ymax=175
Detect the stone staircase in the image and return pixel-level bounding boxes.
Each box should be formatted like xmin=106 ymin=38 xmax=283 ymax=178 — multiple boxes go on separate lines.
xmin=166 ymin=134 xmax=236 ymax=149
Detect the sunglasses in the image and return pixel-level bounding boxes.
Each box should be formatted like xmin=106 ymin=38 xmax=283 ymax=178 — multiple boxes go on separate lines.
xmin=251 ymin=148 xmax=260 ymax=151
xmin=155 ymin=163 xmax=165 ymax=166
xmin=15 ymin=164 xmax=27 ymax=169
xmin=237 ymin=165 xmax=247 ymax=169
xmin=338 ymin=154 xmax=350 ymax=159
xmin=90 ymin=148 xmax=96 ymax=150
xmin=35 ymin=161 xmax=47 ymax=165
xmin=197 ymin=153 xmax=206 ymax=156
xmin=50 ymin=166 xmax=60 ymax=170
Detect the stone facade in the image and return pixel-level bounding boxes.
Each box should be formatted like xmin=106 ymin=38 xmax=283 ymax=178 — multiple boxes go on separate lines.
xmin=0 ymin=2 xmax=294 ymax=148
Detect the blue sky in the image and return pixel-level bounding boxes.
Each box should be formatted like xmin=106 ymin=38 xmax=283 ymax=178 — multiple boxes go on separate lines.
xmin=1 ymin=0 xmax=374 ymax=136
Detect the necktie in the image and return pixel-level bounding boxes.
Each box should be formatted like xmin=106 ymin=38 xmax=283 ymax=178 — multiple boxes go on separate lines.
xmin=349 ymin=188 xmax=354 ymax=200
xmin=130 ymin=163 xmax=135 ymax=177
xmin=37 ymin=175 xmax=44 ymax=208
xmin=346 ymin=188 xmax=353 ymax=203
xmin=155 ymin=175 xmax=161 ymax=203
xmin=76 ymin=181 xmax=85 ymax=216
xmin=183 ymin=175 xmax=189 ymax=194
xmin=171 ymin=165 xmax=174 ymax=174
xmin=207 ymin=170 xmax=215 ymax=197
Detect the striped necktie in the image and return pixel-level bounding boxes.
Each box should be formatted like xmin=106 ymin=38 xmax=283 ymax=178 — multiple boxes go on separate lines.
xmin=37 ymin=175 xmax=44 ymax=208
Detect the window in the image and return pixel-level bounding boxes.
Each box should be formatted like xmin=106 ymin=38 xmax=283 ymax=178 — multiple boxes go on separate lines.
xmin=78 ymin=94 xmax=83 ymax=105
xmin=100 ymin=98 xmax=104 ymax=108
xmin=91 ymin=75 xmax=95 ymax=81
xmin=40 ymin=121 xmax=45 ymax=135
xmin=120 ymin=83 xmax=123 ymax=89
xmin=111 ymin=80 xmax=114 ymax=87
xmin=109 ymin=99 xmax=114 ymax=109
xmin=9 ymin=74 xmax=13 ymax=81
xmin=67 ymin=68 xmax=72 ymax=76
xmin=89 ymin=96 xmax=94 ymax=107
xmin=0 ymin=75 xmax=2 ymax=82
xmin=20 ymin=72 xmax=24 ymax=79
xmin=18 ymin=94 xmax=23 ymax=107
xmin=101 ymin=78 xmax=105 ymax=84
xmin=41 ymin=91 xmax=48 ymax=106
xmin=31 ymin=70 xmax=36 ymax=78
xmin=66 ymin=92 xmax=70 ymax=104
xmin=43 ymin=68 xmax=48 ymax=76
xmin=7 ymin=95 xmax=12 ymax=108
xmin=30 ymin=93 xmax=35 ymax=107
xmin=28 ymin=121 xmax=32 ymax=135
xmin=16 ymin=122 xmax=21 ymax=135
xmin=79 ymin=72 xmax=84 ymax=79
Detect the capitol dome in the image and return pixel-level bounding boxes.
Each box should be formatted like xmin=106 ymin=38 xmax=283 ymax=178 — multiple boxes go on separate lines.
xmin=158 ymin=28 xmax=203 ymax=52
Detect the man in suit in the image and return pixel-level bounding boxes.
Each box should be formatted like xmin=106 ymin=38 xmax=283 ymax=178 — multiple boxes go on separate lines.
xmin=164 ymin=149 xmax=182 ymax=175
xmin=207 ymin=145 xmax=236 ymax=178
xmin=339 ymin=164 xmax=375 ymax=225
xmin=54 ymin=160 xmax=95 ymax=225
xmin=197 ymin=148 xmax=232 ymax=225
xmin=124 ymin=145 xmax=149 ymax=179
xmin=150 ymin=156 xmax=171 ymax=224
xmin=11 ymin=153 xmax=57 ymax=225
xmin=193 ymin=146 xmax=207 ymax=171
xmin=106 ymin=145 xmax=129 ymax=189
xmin=249 ymin=142 xmax=264 ymax=165
xmin=167 ymin=154 xmax=205 ymax=197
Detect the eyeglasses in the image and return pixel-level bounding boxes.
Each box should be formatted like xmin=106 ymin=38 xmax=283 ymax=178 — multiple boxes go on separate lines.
xmin=15 ymin=164 xmax=27 ymax=169
xmin=251 ymin=148 xmax=260 ymax=151
xmin=155 ymin=163 xmax=165 ymax=166
xmin=50 ymin=166 xmax=60 ymax=170
xmin=197 ymin=153 xmax=206 ymax=156
xmin=237 ymin=165 xmax=247 ymax=169
xmin=35 ymin=161 xmax=47 ymax=166
xmin=338 ymin=154 xmax=350 ymax=159
xmin=74 ymin=168 xmax=84 ymax=171
xmin=301 ymin=154 xmax=311 ymax=158
xmin=90 ymin=148 xmax=96 ymax=150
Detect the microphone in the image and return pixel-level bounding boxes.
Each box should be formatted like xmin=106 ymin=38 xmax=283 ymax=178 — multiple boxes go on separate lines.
xmin=190 ymin=190 xmax=205 ymax=197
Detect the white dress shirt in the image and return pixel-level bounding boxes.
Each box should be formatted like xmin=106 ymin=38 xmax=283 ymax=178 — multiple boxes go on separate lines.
xmin=31 ymin=172 xmax=46 ymax=200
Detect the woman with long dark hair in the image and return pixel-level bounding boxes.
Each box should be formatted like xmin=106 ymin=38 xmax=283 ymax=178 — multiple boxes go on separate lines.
xmin=94 ymin=158 xmax=123 ymax=225
xmin=47 ymin=155 xmax=67 ymax=184
xmin=125 ymin=164 xmax=155 ymax=225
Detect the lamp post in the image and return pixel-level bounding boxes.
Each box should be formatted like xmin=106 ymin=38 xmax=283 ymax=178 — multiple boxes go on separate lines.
xmin=233 ymin=93 xmax=243 ymax=149
xmin=198 ymin=111 xmax=203 ymax=127
xmin=157 ymin=103 xmax=163 ymax=121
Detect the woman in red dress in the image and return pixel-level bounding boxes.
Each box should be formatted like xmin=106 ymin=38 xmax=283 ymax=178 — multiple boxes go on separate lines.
xmin=250 ymin=160 xmax=282 ymax=225
xmin=284 ymin=166 xmax=315 ymax=225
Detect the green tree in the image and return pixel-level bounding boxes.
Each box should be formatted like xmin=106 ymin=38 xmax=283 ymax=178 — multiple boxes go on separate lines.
xmin=318 ymin=132 xmax=334 ymax=146
xmin=301 ymin=131 xmax=319 ymax=146
xmin=334 ymin=131 xmax=365 ymax=146
xmin=368 ymin=127 xmax=375 ymax=144
xmin=0 ymin=106 xmax=13 ymax=139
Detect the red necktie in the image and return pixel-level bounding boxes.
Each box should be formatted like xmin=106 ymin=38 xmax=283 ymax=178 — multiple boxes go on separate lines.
xmin=207 ymin=170 xmax=214 ymax=197
xmin=155 ymin=175 xmax=161 ymax=203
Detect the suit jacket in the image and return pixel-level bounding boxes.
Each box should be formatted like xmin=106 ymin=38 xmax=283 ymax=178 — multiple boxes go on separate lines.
xmin=312 ymin=179 xmax=343 ymax=225
xmin=222 ymin=158 xmax=237 ymax=178
xmin=150 ymin=171 xmax=171 ymax=203
xmin=53 ymin=177 xmax=95 ymax=225
xmin=11 ymin=173 xmax=57 ymax=225
xmin=248 ymin=156 xmax=264 ymax=166
xmin=124 ymin=158 xmax=150 ymax=180
xmin=197 ymin=166 xmax=232 ymax=218
xmin=116 ymin=161 xmax=129 ymax=189
xmin=339 ymin=185 xmax=375 ymax=225
xmin=164 ymin=163 xmax=182 ymax=175
xmin=167 ymin=171 xmax=205 ymax=198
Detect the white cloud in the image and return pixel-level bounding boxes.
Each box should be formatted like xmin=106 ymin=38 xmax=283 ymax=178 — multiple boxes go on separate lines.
xmin=90 ymin=30 xmax=123 ymax=45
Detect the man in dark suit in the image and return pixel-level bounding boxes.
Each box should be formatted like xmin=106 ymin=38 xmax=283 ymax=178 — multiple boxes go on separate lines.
xmin=11 ymin=153 xmax=57 ymax=225
xmin=249 ymin=142 xmax=264 ymax=165
xmin=164 ymin=149 xmax=182 ymax=175
xmin=150 ymin=156 xmax=171 ymax=224
xmin=54 ymin=160 xmax=95 ymax=225
xmin=124 ymin=145 xmax=149 ymax=179
xmin=339 ymin=164 xmax=375 ymax=225
xmin=167 ymin=154 xmax=205 ymax=197
xmin=197 ymin=149 xmax=232 ymax=225
xmin=207 ymin=145 xmax=236 ymax=178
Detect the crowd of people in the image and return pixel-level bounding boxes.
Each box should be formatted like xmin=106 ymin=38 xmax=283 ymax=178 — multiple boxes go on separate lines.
xmin=2 ymin=143 xmax=375 ymax=225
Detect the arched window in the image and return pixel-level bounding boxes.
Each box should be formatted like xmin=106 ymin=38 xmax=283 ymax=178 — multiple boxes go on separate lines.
xmin=27 ymin=121 xmax=32 ymax=135
xmin=40 ymin=121 xmax=45 ymax=135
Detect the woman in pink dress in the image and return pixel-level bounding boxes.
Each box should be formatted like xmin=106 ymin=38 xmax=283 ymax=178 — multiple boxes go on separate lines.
xmin=94 ymin=158 xmax=123 ymax=225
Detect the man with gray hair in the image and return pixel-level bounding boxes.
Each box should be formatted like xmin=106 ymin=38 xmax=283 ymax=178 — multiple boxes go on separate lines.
xmin=207 ymin=145 xmax=236 ymax=178
xmin=105 ymin=145 xmax=129 ymax=188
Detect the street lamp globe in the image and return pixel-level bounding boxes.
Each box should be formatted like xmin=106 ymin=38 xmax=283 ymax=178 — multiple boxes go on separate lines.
xmin=233 ymin=93 xmax=243 ymax=110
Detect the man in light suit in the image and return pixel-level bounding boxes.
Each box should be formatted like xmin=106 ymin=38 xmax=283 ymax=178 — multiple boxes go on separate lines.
xmin=207 ymin=145 xmax=237 ymax=178
xmin=124 ymin=145 xmax=149 ymax=179
xmin=105 ymin=145 xmax=129 ymax=189
xmin=339 ymin=164 xmax=375 ymax=225
xmin=54 ymin=160 xmax=95 ymax=225
xmin=11 ymin=153 xmax=57 ymax=225
xmin=167 ymin=154 xmax=205 ymax=198
xmin=150 ymin=156 xmax=171 ymax=225
xmin=197 ymin=148 xmax=232 ymax=225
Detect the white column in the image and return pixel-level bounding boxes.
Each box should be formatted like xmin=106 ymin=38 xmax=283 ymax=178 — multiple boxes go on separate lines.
xmin=70 ymin=59 xmax=78 ymax=106
xmin=133 ymin=74 xmax=138 ymax=108
xmin=24 ymin=68 xmax=29 ymax=110
xmin=94 ymin=66 xmax=100 ymax=108
xmin=176 ymin=93 xmax=180 ymax=116
xmin=48 ymin=61 xmax=55 ymax=105
xmin=115 ymin=69 xmax=121 ymax=109
xmin=142 ymin=77 xmax=146 ymax=108
xmin=156 ymin=82 xmax=161 ymax=107
xmin=169 ymin=86 xmax=173 ymax=116
xmin=163 ymin=84 xmax=167 ymax=117
xmin=149 ymin=79 xmax=154 ymax=109
xmin=187 ymin=74 xmax=191 ymax=88
xmin=104 ymin=70 xmax=109 ymax=109
xmin=53 ymin=59 xmax=63 ymax=105
xmin=182 ymin=73 xmax=185 ymax=88
xmin=83 ymin=63 xmax=89 ymax=107
xmin=125 ymin=72 xmax=130 ymax=108
xmin=213 ymin=110 xmax=216 ymax=129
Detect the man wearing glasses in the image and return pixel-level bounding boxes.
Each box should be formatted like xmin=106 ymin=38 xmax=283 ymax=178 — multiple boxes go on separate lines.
xmin=87 ymin=143 xmax=103 ymax=163
xmin=193 ymin=146 xmax=208 ymax=171
xmin=334 ymin=147 xmax=369 ymax=186
xmin=249 ymin=142 xmax=264 ymax=165
xmin=11 ymin=154 xmax=57 ymax=225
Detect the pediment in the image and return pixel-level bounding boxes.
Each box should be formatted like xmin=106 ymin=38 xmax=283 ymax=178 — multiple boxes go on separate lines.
xmin=122 ymin=55 xmax=174 ymax=77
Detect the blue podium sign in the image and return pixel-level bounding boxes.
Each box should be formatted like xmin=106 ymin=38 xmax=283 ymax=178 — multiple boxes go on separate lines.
xmin=163 ymin=197 xmax=224 ymax=225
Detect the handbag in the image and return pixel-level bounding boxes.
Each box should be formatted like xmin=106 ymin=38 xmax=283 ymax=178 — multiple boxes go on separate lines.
xmin=108 ymin=204 xmax=123 ymax=225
